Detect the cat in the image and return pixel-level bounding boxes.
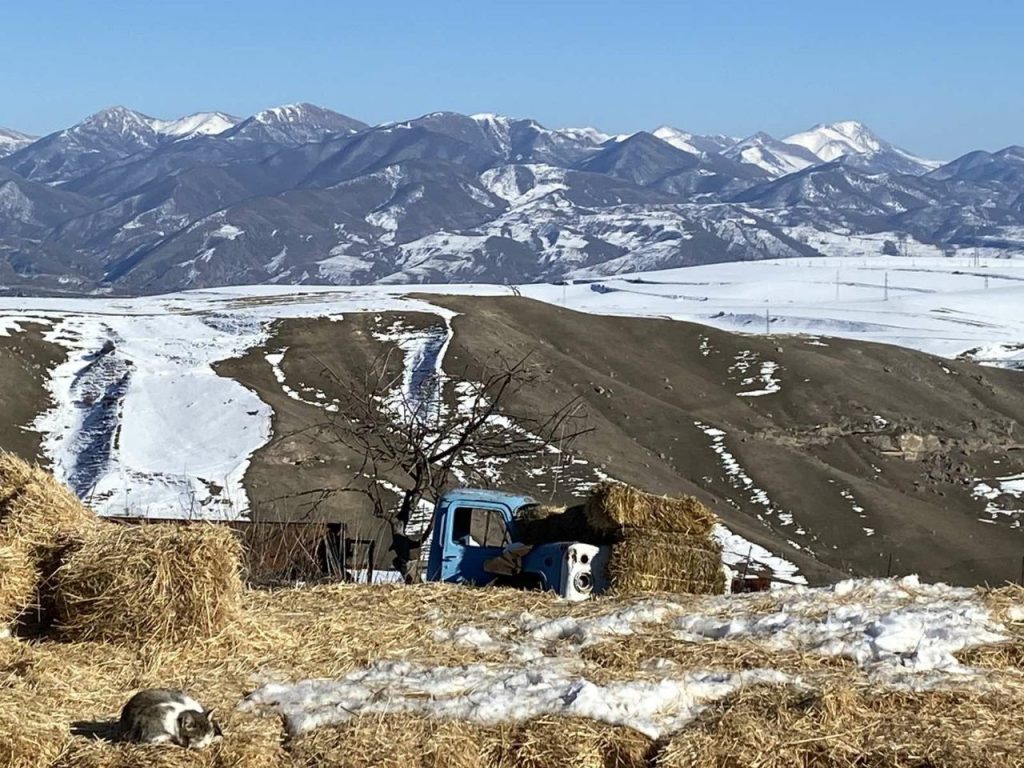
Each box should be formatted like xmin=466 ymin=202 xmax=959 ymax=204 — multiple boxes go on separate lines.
xmin=118 ymin=688 xmax=220 ymax=749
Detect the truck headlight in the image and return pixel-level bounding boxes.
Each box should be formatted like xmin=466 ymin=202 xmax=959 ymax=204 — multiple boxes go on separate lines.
xmin=573 ymin=571 xmax=593 ymax=593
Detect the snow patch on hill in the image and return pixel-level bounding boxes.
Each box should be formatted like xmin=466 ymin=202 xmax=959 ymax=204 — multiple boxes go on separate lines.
xmin=0 ymin=290 xmax=458 ymax=519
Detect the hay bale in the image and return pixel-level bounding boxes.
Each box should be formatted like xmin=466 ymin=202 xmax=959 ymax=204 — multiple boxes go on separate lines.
xmin=608 ymin=530 xmax=724 ymax=595
xmin=518 ymin=487 xmax=724 ymax=596
xmin=0 ymin=452 xmax=96 ymax=560
xmin=0 ymin=544 xmax=36 ymax=626
xmin=53 ymin=523 xmax=243 ymax=644
xmin=585 ymin=482 xmax=715 ymax=537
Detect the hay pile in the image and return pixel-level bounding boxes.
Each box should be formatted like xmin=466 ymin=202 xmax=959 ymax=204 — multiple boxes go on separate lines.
xmin=656 ymin=683 xmax=1024 ymax=768
xmin=2 ymin=575 xmax=1024 ymax=768
xmin=522 ymin=483 xmax=724 ymax=595
xmin=0 ymin=452 xmax=97 ymax=555
xmin=288 ymin=714 xmax=652 ymax=768
xmin=0 ymin=452 xmax=97 ymax=626
xmin=52 ymin=523 xmax=244 ymax=644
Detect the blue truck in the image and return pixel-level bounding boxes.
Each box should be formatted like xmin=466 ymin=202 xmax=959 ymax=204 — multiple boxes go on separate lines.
xmin=425 ymin=488 xmax=610 ymax=600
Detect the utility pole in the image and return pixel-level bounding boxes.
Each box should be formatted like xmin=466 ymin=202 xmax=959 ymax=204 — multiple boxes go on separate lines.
xmin=765 ymin=307 xmax=770 ymax=335
xmin=884 ymin=271 xmax=889 ymax=302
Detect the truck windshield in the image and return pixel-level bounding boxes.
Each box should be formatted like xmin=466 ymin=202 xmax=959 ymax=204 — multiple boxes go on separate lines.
xmin=451 ymin=506 xmax=509 ymax=548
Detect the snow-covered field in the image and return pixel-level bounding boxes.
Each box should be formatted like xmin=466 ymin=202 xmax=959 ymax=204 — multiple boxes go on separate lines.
xmin=521 ymin=254 xmax=1024 ymax=367
xmin=240 ymin=575 xmax=1014 ymax=739
xmin=0 ymin=290 xmax=461 ymax=519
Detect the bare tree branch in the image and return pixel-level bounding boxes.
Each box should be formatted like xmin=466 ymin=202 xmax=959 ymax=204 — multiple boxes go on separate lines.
xmin=300 ymin=338 xmax=593 ymax=579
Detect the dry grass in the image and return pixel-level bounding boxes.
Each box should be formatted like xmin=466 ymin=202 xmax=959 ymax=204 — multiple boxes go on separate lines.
xmin=657 ymin=682 xmax=1024 ymax=768
xmin=501 ymin=716 xmax=652 ymax=768
xmin=50 ymin=713 xmax=290 ymax=768
xmin=584 ymin=482 xmax=716 ymax=537
xmin=3 ymin=580 xmax=1024 ymax=767
xmin=290 ymin=714 xmax=498 ymax=768
xmin=607 ymin=531 xmax=724 ymax=595
xmin=0 ymin=583 xmax=568 ymax=768
xmin=288 ymin=714 xmax=652 ymax=768
xmin=51 ymin=523 xmax=243 ymax=644
xmin=0 ymin=454 xmax=97 ymax=632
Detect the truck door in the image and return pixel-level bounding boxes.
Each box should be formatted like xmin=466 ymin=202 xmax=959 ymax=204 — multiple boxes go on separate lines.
xmin=439 ymin=503 xmax=512 ymax=585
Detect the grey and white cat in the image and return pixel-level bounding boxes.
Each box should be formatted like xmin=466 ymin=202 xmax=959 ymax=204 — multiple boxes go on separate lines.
xmin=118 ymin=689 xmax=220 ymax=749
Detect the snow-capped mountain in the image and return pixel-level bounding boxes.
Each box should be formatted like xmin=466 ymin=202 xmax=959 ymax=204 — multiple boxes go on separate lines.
xmin=4 ymin=104 xmax=366 ymax=184
xmin=723 ymin=132 xmax=821 ymax=178
xmin=220 ymin=103 xmax=367 ymax=145
xmin=0 ymin=105 xmax=1019 ymax=295
xmin=151 ymin=111 xmax=239 ymax=140
xmin=555 ymin=126 xmax=613 ymax=144
xmin=0 ymin=127 xmax=37 ymax=158
xmin=652 ymin=126 xmax=737 ymax=155
xmin=783 ymin=120 xmax=940 ymax=175
xmin=3 ymin=106 xmax=167 ymax=183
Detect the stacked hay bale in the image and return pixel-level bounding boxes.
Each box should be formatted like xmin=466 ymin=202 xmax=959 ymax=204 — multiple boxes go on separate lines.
xmin=587 ymin=483 xmax=723 ymax=595
xmin=52 ymin=522 xmax=244 ymax=644
xmin=521 ymin=483 xmax=724 ymax=595
xmin=0 ymin=452 xmax=97 ymax=627
xmin=0 ymin=451 xmax=243 ymax=644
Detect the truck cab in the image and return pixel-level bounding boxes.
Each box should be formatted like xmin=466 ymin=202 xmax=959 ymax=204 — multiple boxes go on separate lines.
xmin=425 ymin=488 xmax=609 ymax=600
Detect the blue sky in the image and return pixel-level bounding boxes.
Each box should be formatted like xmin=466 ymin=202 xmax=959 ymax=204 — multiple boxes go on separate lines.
xmin=2 ymin=0 xmax=1021 ymax=159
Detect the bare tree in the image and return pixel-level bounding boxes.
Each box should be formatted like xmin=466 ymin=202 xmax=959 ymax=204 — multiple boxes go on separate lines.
xmin=287 ymin=347 xmax=591 ymax=580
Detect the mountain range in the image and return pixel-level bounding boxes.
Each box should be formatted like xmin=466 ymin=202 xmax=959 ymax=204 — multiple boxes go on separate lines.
xmin=0 ymin=104 xmax=1021 ymax=295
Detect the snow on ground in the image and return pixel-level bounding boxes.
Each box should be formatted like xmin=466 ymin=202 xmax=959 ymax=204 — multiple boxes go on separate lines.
xmin=240 ymin=575 xmax=1006 ymax=738
xmin=242 ymin=659 xmax=787 ymax=739
xmin=265 ymin=348 xmax=339 ymax=413
xmin=713 ymin=524 xmax=805 ymax=586
xmin=675 ymin=576 xmax=1002 ymax=678
xmin=695 ymin=421 xmax=795 ymax=529
xmin=371 ymin=316 xmax=453 ymax=415
xmin=520 ymin=254 xmax=1024 ymax=367
xmin=0 ymin=314 xmax=53 ymax=336
xmin=729 ymin=350 xmax=781 ymax=397
xmin=0 ymin=288 xmax=463 ymax=519
xmin=972 ymin=473 xmax=1024 ymax=523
